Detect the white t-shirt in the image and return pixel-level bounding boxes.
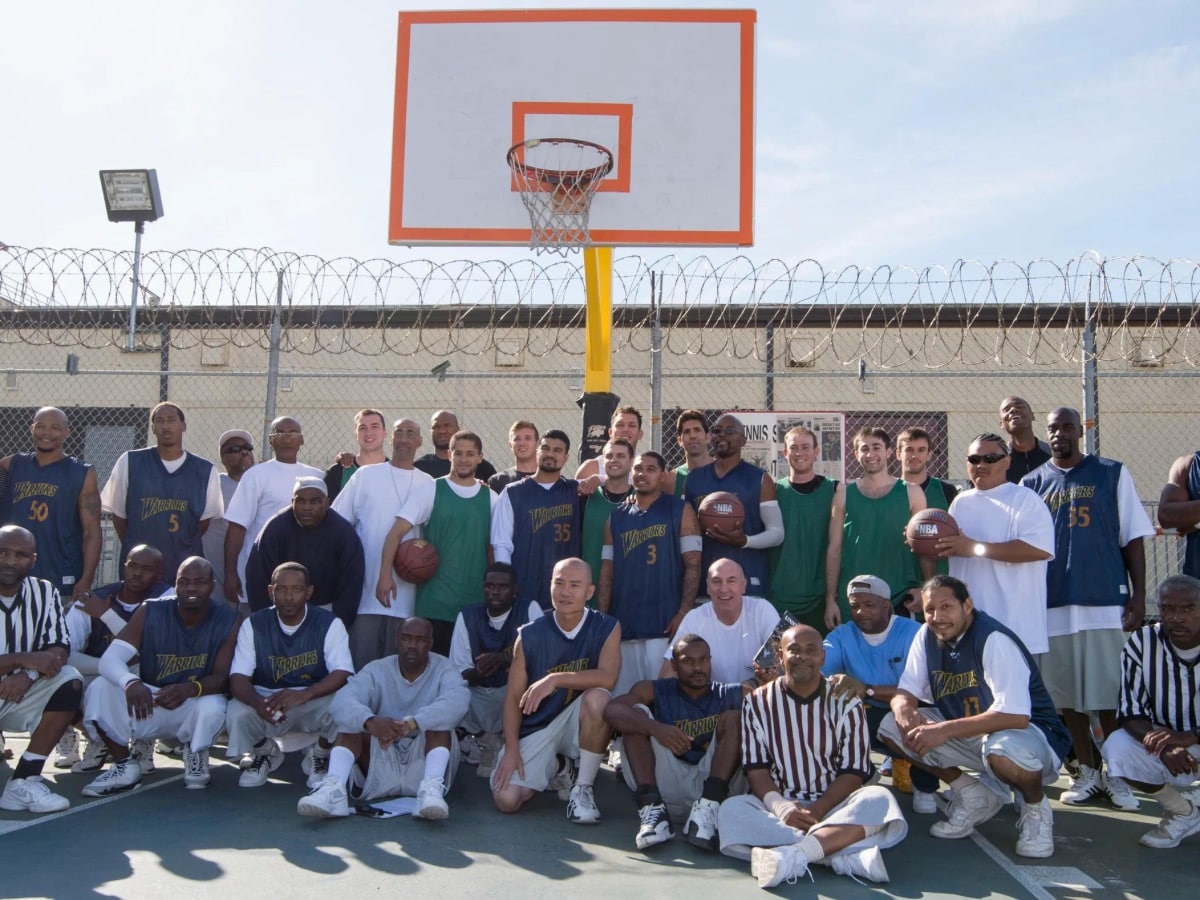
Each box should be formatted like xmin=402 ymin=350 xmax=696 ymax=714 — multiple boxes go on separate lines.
xmin=664 ymin=596 xmax=780 ymax=685
xmin=948 ymin=482 xmax=1056 ymax=654
xmin=100 ymin=451 xmax=224 ymax=521
xmin=331 ymin=463 xmax=436 ymax=618
xmin=899 ymin=624 xmax=1034 ymax=717
xmin=230 ymin=610 xmax=354 ymax=695
xmin=1041 ymin=462 xmax=1155 ymax=637
xmin=223 ymin=460 xmax=323 ymax=599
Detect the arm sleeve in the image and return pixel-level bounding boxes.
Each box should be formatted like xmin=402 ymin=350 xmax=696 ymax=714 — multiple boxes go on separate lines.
xmin=99 ymin=454 xmax=130 ymax=517
xmin=820 ymin=629 xmax=846 ymax=676
xmin=980 ymin=633 xmax=1033 ymax=716
xmin=1116 ymin=466 xmax=1156 ymax=546
xmin=330 ymin=472 xmax=357 ymax=522
xmin=1115 ymin=629 xmax=1149 ymax=722
xmin=65 ymin=607 xmax=91 ymax=654
xmin=896 ymin=627 xmax=934 ymax=703
xmin=834 ymin=700 xmax=873 ymax=778
xmin=323 ymin=619 xmax=355 ymax=674
xmin=230 ymin=618 xmax=257 ymax=678
xmin=223 ymin=470 xmax=256 ymax=529
xmin=449 ymin=613 xmax=474 ymax=673
xmin=490 ymin=488 xmax=515 ymax=563
xmin=99 ymin=639 xmax=140 ymax=688
xmin=329 ymin=667 xmax=381 ymax=732
xmin=200 ymin=462 xmax=224 ymax=521
xmin=1016 ymin=487 xmax=1057 ymax=557
xmin=333 ymin=519 xmax=365 ymax=626
xmin=742 ymin=500 xmax=784 ymax=549
xmin=413 ymin=662 xmax=471 ymax=732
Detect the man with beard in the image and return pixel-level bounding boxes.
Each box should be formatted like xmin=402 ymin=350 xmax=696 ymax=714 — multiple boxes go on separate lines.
xmin=488 ymin=420 xmax=539 ymax=495
xmin=244 ymin=477 xmax=364 ymax=627
xmin=1104 ymin=575 xmax=1200 ymax=848
xmin=1022 ymin=406 xmax=1154 ymax=812
xmin=581 ymin=438 xmax=635 ymax=602
xmin=298 ymin=616 xmax=469 ymax=820
xmin=717 ymin=623 xmax=908 ymax=888
xmin=684 ymin=413 xmax=783 ymax=598
xmin=415 ymin=410 xmax=498 ymax=482
xmin=332 ymin=417 xmax=436 ymax=667
xmin=0 ymin=406 xmax=101 ymax=603
xmin=81 ymin=557 xmax=239 ymax=795
xmin=999 ymin=396 xmax=1051 ymax=483
xmin=325 ymin=409 xmax=388 ymax=502
xmin=671 ymin=409 xmax=714 ymax=497
xmin=935 ymin=433 xmax=1055 ymax=656
xmin=600 ymin=451 xmax=702 ymax=695
xmin=203 ymin=429 xmax=255 ymax=606
xmin=491 ymin=430 xmax=582 ymax=613
xmin=879 ymin=575 xmax=1071 ymax=859
xmin=826 ymin=427 xmax=931 ymax=627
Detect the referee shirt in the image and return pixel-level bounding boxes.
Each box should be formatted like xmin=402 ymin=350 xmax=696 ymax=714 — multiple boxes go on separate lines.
xmin=1116 ymin=623 xmax=1200 ymax=733
xmin=0 ymin=576 xmax=69 ymax=655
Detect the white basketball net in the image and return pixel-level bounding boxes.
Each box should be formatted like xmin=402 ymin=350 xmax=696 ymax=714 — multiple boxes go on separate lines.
xmin=507 ymin=138 xmax=613 ymax=255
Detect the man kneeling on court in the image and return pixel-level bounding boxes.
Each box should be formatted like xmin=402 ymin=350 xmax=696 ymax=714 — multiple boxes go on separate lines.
xmin=297 ymin=616 xmax=468 ymax=820
xmin=82 ymin=557 xmax=239 ymax=795
xmin=226 ymin=562 xmax=353 ymax=788
xmin=603 ymin=633 xmax=746 ymax=851
xmin=717 ymin=623 xmax=907 ymax=888
xmin=491 ymin=557 xmax=621 ymax=822
xmin=878 ymin=575 xmax=1071 ymax=859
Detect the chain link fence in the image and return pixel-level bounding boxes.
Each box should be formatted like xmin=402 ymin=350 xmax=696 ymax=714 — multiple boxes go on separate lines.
xmin=2 ymin=248 xmax=1196 ymax=595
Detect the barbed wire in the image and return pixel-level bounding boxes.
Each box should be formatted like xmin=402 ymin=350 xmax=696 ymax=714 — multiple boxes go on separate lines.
xmin=1 ymin=247 xmax=1198 ymax=368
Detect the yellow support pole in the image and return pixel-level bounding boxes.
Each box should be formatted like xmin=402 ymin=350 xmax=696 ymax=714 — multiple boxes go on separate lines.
xmin=582 ymin=245 xmax=613 ymax=393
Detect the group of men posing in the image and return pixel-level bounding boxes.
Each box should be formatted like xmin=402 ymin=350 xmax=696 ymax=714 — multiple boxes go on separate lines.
xmin=1 ymin=396 xmax=1199 ymax=890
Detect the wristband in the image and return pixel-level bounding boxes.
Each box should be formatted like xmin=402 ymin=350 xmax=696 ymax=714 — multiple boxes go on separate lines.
xmin=763 ymin=790 xmax=792 ymax=820
xmin=193 ymin=680 xmax=203 ymax=698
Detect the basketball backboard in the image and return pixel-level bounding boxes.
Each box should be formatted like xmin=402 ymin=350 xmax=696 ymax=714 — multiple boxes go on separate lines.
xmin=388 ymin=8 xmax=755 ymax=248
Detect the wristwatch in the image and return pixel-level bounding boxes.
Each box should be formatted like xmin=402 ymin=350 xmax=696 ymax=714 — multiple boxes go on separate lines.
xmin=972 ymin=542 xmax=987 ymax=557
xmin=864 ymin=686 xmax=876 ymax=698
xmin=24 ymin=668 xmax=40 ymax=682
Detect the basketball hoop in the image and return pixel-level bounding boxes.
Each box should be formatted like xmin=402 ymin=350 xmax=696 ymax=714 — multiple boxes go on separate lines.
xmin=506 ymin=138 xmax=613 ymax=254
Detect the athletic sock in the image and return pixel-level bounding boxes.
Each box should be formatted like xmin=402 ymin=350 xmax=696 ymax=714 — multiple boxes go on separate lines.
xmin=635 ymin=784 xmax=662 ymax=808
xmin=327 ymin=746 xmax=355 ymax=784
xmin=424 ymin=746 xmax=450 ymax=781
xmin=1156 ymin=785 xmax=1192 ymax=816
xmin=13 ymin=752 xmax=48 ymax=780
xmin=701 ymin=776 xmax=730 ymax=802
xmin=576 ymin=749 xmax=604 ymax=788
xmin=797 ymin=834 xmax=825 ymax=864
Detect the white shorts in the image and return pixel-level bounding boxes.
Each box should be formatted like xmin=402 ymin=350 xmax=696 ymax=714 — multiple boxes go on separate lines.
xmin=493 ymin=698 xmax=587 ymax=793
xmin=357 ymin=730 xmax=460 ymax=802
xmin=717 ymin=786 xmax=908 ymax=862
xmin=615 ymin=638 xmax=670 ymax=696
xmin=1103 ymin=726 xmax=1200 ymax=790
xmin=83 ymin=677 xmax=227 ymax=752
xmin=0 ymin=667 xmax=82 ymax=733
xmin=224 ymin=693 xmax=338 ymax=757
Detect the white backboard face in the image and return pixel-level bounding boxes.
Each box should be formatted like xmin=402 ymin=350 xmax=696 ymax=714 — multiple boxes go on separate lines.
xmin=389 ymin=9 xmax=755 ymax=248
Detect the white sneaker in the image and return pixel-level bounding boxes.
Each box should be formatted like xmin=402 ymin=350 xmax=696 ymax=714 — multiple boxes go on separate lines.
xmin=459 ymin=734 xmax=482 ymax=766
xmin=0 ymin=776 xmax=70 ymax=813
xmin=238 ymin=741 xmax=285 ymax=788
xmin=415 ymin=777 xmax=449 ymax=820
xmin=81 ymin=758 xmax=142 ymax=798
xmin=53 ymin=729 xmax=80 ymax=768
xmin=684 ymin=797 xmax=720 ymax=850
xmin=912 ymin=789 xmax=939 ymax=815
xmin=830 ymin=846 xmax=889 ymax=883
xmin=1104 ymin=773 xmax=1140 ymax=811
xmin=182 ymin=748 xmax=211 ymax=789
xmin=930 ymin=779 xmax=1004 ymax=839
xmin=297 ymin=775 xmax=351 ymax=818
xmin=567 ymin=784 xmax=601 ymax=824
xmin=305 ymin=749 xmax=330 ymax=789
xmin=131 ymin=739 xmax=156 ymax=775
xmin=1060 ymin=764 xmax=1104 ymax=804
xmin=1015 ymin=798 xmax=1055 ymax=858
xmin=70 ymin=737 xmax=109 ymax=773
xmin=750 ymin=844 xmax=811 ymax=889
xmin=549 ymin=755 xmax=577 ymax=801
xmin=1139 ymin=802 xmax=1200 ymax=849
xmin=635 ymin=801 xmax=673 ymax=849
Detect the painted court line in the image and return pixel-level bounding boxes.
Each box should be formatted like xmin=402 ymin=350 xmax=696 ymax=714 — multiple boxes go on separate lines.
xmin=0 ymin=774 xmax=184 ymax=836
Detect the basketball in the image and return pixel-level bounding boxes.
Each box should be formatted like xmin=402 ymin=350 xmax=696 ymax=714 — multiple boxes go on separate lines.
xmin=905 ymin=509 xmax=959 ymax=557
xmin=698 ymin=491 xmax=745 ymax=534
xmin=394 ymin=538 xmax=439 ymax=584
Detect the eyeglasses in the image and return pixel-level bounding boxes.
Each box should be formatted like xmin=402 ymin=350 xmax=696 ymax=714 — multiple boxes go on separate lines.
xmin=222 ymin=444 xmax=253 ymax=454
xmin=966 ymin=452 xmax=1007 ymax=465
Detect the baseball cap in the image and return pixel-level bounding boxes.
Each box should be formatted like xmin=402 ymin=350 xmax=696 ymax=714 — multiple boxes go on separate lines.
xmin=847 ymin=574 xmax=890 ymax=600
xmin=292 ymin=476 xmax=328 ymax=497
xmin=218 ymin=429 xmax=253 ymax=450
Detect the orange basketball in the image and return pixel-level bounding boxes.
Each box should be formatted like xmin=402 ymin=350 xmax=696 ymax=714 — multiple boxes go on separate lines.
xmin=697 ymin=491 xmax=745 ymax=534
xmin=905 ymin=509 xmax=959 ymax=557
xmin=394 ymin=539 xmax=439 ymax=584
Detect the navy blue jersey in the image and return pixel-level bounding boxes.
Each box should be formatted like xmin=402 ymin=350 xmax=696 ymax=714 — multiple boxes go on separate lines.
xmin=1185 ymin=451 xmax=1200 ymax=580
xmin=123 ymin=448 xmax=214 ymax=582
xmin=684 ymin=460 xmax=770 ymax=593
xmin=610 ymin=494 xmax=685 ymax=639
xmin=2 ymin=453 xmax=91 ymax=592
xmin=139 ymin=598 xmax=239 ymax=686
xmin=518 ymin=609 xmax=616 ymax=737
xmin=923 ymin=609 xmax=1070 ymax=760
xmin=650 ymin=678 xmax=743 ymax=764
xmin=248 ymin=605 xmax=335 ymax=689
xmin=460 ymin=602 xmax=530 ymax=688
xmin=81 ymin=579 xmax=171 ymax=658
xmin=507 ymin=478 xmax=581 ymax=611
xmin=1022 ymin=455 xmax=1128 ymax=609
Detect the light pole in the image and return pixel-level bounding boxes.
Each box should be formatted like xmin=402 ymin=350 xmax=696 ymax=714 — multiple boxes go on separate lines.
xmin=99 ymin=169 xmax=163 ymax=352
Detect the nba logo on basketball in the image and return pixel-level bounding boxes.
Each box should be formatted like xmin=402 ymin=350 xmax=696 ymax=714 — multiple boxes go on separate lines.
xmin=713 ymin=501 xmax=734 ymax=515
xmin=915 ymin=523 xmax=937 ymax=537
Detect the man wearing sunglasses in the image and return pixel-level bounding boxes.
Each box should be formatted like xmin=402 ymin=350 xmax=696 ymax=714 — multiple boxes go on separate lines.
xmin=933 ymin=433 xmax=1055 ymax=658
xmin=202 ymin=430 xmax=255 ymax=606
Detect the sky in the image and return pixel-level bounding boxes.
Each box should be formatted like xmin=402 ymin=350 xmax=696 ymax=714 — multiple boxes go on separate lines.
xmin=2 ymin=0 xmax=1197 ymax=270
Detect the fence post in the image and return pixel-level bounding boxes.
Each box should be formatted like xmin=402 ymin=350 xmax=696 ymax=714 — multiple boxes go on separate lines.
xmin=650 ymin=270 xmax=663 ymax=451
xmin=1082 ymin=264 xmax=1101 ymax=455
xmin=263 ymin=268 xmax=283 ymax=457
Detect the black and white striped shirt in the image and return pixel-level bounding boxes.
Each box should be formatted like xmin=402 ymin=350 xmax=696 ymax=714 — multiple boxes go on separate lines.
xmin=0 ymin=576 xmax=69 ymax=656
xmin=1117 ymin=624 xmax=1199 ymax=732
xmin=741 ymin=677 xmax=872 ymax=804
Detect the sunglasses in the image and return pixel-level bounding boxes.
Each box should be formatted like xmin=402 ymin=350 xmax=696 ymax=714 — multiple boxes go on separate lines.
xmin=222 ymin=444 xmax=254 ymax=454
xmin=966 ymin=452 xmax=1007 ymax=465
